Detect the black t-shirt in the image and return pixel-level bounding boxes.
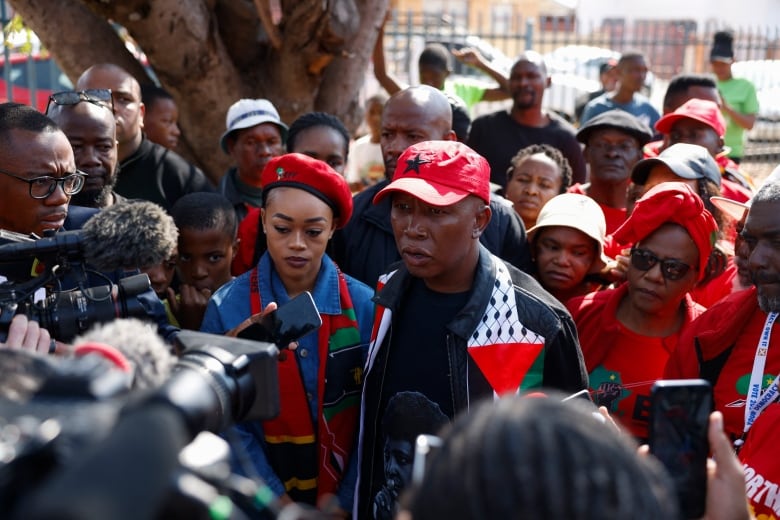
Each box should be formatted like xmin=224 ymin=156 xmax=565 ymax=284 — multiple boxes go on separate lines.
xmin=380 ymin=277 xmax=472 ymax=420
xmin=466 ymin=110 xmax=587 ymax=188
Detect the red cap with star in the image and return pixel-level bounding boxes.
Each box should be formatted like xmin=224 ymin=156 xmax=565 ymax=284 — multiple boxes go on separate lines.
xmin=373 ymin=140 xmax=491 ymax=206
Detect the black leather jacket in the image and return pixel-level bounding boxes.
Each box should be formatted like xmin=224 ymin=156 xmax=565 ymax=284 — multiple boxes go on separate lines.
xmin=353 ymin=247 xmax=587 ymax=519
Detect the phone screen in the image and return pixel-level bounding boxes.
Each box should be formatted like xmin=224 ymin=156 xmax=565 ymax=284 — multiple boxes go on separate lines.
xmin=649 ymin=379 xmax=712 ymax=519
xmin=237 ymin=291 xmax=322 ymax=346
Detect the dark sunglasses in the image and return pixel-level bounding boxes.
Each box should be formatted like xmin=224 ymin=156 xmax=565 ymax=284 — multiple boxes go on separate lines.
xmin=46 ymin=89 xmax=114 ymax=114
xmin=630 ymin=247 xmax=694 ymax=281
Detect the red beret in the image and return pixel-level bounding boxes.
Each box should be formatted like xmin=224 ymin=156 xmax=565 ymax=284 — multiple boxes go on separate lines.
xmin=612 ymin=182 xmax=718 ymax=280
xmin=260 ymin=153 xmax=353 ymax=229
xmin=373 ymin=140 xmax=491 ymax=206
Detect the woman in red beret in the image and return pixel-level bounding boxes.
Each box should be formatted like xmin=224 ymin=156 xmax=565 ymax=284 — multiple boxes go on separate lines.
xmin=201 ymin=153 xmax=375 ymax=515
xmin=566 ymin=182 xmax=718 ymax=441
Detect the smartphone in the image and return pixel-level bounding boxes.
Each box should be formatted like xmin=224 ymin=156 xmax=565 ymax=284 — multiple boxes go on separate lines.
xmin=649 ymin=379 xmax=713 ymax=519
xmin=237 ymin=291 xmax=322 ymax=346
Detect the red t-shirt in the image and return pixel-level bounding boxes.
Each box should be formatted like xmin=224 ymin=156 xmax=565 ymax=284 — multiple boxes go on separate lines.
xmin=712 ymin=310 xmax=780 ymax=440
xmin=567 ymin=183 xmax=627 ymax=235
xmin=739 ymin=403 xmax=780 ymax=519
xmin=568 ymin=284 xmax=703 ymax=440
xmin=689 ymin=259 xmax=738 ymax=309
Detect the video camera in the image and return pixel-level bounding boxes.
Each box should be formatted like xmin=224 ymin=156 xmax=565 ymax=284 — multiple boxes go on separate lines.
xmin=0 ymin=229 xmax=154 ymax=343
xmin=0 ymin=330 xmax=282 ymax=520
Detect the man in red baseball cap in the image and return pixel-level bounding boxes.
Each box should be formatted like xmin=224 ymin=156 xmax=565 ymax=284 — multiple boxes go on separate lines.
xmin=655 ymin=98 xmax=753 ymax=202
xmin=354 ymin=140 xmax=587 ymax=520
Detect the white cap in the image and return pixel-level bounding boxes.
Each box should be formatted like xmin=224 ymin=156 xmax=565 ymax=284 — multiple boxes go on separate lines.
xmin=527 ymin=193 xmax=611 ymax=272
xmin=219 ymin=99 xmax=288 ymax=153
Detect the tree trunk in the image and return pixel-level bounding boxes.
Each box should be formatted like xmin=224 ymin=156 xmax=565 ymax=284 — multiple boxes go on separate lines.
xmin=8 ymin=0 xmax=388 ymax=184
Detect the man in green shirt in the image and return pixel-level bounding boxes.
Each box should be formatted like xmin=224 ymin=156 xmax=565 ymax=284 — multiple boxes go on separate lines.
xmin=710 ymin=30 xmax=759 ymax=163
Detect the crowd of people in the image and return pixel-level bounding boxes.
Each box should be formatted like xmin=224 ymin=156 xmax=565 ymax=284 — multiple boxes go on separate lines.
xmin=0 ymin=23 xmax=774 ymax=520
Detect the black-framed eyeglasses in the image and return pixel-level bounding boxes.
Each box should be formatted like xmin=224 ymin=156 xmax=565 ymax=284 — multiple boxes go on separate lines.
xmin=0 ymin=168 xmax=87 ymax=199
xmin=46 ymin=89 xmax=114 ymax=115
xmin=630 ymin=247 xmax=695 ymax=281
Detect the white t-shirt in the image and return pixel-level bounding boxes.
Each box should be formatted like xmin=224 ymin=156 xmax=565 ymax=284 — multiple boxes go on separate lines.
xmin=345 ymin=135 xmax=384 ymax=186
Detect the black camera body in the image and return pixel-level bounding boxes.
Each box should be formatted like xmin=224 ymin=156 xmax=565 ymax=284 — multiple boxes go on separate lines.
xmin=0 ymin=331 xmax=280 ymax=520
xmin=0 ymin=230 xmax=155 ymax=343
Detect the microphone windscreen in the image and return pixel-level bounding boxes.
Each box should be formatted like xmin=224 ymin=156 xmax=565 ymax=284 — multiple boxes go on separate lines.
xmin=82 ymin=201 xmax=178 ymax=272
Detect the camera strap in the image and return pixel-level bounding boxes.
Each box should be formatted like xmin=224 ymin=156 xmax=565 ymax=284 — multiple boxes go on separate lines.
xmin=736 ymin=311 xmax=779 ymax=449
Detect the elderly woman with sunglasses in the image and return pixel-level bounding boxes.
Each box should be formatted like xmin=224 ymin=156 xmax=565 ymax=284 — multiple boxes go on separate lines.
xmin=566 ymin=182 xmax=718 ymax=441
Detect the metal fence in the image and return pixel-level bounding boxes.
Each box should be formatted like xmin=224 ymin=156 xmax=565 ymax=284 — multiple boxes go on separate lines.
xmin=383 ymin=10 xmax=780 ymax=181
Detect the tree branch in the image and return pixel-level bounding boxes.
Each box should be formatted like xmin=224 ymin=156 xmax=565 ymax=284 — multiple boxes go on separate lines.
xmin=7 ymin=0 xmax=150 ymax=86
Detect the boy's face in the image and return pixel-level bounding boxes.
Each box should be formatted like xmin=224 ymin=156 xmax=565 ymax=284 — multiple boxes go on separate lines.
xmin=177 ymin=227 xmax=235 ymax=292
xmin=143 ymin=252 xmax=178 ymax=297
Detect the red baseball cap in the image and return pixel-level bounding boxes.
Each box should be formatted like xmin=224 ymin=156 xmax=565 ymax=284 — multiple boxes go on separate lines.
xmin=655 ymin=98 xmax=726 ymax=137
xmin=261 ymin=153 xmax=353 ymax=228
xmin=373 ymin=141 xmax=491 ymax=206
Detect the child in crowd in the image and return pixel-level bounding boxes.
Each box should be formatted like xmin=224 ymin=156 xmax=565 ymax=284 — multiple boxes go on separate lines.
xmin=168 ymin=192 xmax=237 ymax=330
xmin=141 ymin=250 xmax=180 ymax=326
xmin=141 ymin=84 xmax=181 ymax=151
xmin=344 ymin=93 xmax=387 ymax=192
xmin=504 ymin=144 xmax=572 ymax=230
xmin=527 ymin=193 xmax=611 ymax=305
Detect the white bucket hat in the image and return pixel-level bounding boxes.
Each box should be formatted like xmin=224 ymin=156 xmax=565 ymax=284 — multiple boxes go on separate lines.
xmin=220 ymin=98 xmax=288 ymax=153
xmin=527 ymin=193 xmax=611 ymax=272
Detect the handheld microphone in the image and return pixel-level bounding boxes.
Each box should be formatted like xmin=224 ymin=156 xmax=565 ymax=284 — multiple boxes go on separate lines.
xmin=0 ymin=201 xmax=178 ymax=272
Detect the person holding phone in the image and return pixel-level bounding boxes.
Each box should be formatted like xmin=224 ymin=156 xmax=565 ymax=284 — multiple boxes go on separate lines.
xmin=201 ymin=153 xmax=375 ymax=516
xmin=568 ymin=182 xmax=718 ymax=441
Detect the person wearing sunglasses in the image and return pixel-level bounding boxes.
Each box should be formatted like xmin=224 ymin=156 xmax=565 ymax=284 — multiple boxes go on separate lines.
xmin=75 ymin=64 xmax=213 ymax=212
xmin=567 ymin=182 xmax=718 ymax=442
xmin=47 ymin=92 xmax=123 ymax=209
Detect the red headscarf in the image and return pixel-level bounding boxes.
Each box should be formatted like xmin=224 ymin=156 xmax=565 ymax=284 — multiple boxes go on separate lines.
xmin=613 ymin=182 xmax=718 ymax=280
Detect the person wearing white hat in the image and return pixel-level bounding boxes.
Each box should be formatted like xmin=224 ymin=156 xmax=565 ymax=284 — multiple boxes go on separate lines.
xmin=218 ymin=98 xmax=289 ymax=221
xmin=527 ymin=193 xmax=611 ymax=304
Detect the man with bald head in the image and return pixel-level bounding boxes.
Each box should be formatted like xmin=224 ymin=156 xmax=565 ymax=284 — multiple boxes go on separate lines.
xmin=76 ymin=64 xmax=213 ymax=211
xmin=47 ymin=98 xmax=122 ymax=208
xmin=467 ymin=51 xmax=586 ymax=188
xmin=331 ymin=85 xmax=531 ymax=287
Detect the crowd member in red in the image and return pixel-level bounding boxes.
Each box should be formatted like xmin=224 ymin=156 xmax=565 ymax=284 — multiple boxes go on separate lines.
xmin=567 ymin=182 xmax=717 ymax=441
xmin=736 ymin=401 xmax=780 ymax=519
xmin=631 ymin=143 xmax=734 ymax=307
xmin=665 ymin=181 xmax=780 ymax=446
xmin=569 ymin=110 xmax=652 ymax=256
xmin=503 ymin=143 xmax=572 ymax=230
xmin=526 ymin=193 xmax=610 ymax=304
xmin=653 ymin=98 xmax=753 ymax=202
xmin=711 ymin=195 xmax=753 ymax=292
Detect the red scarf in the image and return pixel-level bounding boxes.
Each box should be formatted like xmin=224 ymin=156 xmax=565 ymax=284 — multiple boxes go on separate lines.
xmin=249 ymin=264 xmax=362 ymax=504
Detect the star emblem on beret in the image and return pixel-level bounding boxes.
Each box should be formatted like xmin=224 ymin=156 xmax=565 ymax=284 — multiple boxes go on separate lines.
xmin=403 ymin=154 xmax=431 ymax=174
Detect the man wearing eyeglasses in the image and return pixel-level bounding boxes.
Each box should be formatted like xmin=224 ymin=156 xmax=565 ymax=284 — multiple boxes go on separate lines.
xmin=47 ymin=94 xmax=123 ymax=209
xmin=570 ymin=110 xmax=653 ymax=239
xmin=75 ymin=63 xmax=213 ymax=212
xmin=0 ymin=102 xmax=96 ymax=282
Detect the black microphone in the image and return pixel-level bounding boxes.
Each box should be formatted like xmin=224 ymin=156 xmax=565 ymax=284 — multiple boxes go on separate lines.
xmin=0 ymin=201 xmax=178 ymax=272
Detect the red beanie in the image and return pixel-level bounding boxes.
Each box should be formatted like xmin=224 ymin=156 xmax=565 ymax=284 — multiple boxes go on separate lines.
xmin=612 ymin=182 xmax=718 ymax=280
